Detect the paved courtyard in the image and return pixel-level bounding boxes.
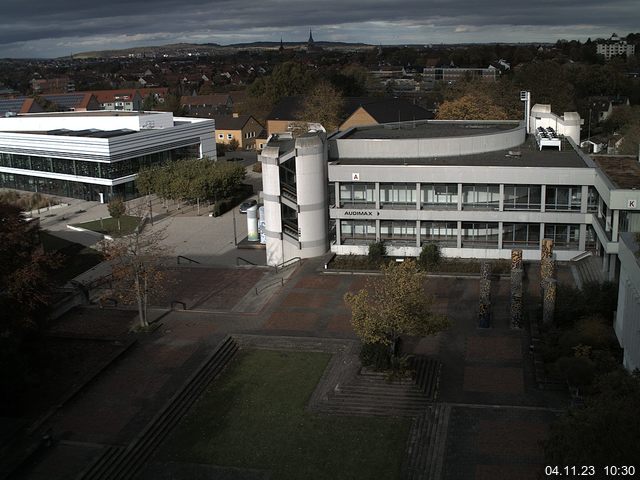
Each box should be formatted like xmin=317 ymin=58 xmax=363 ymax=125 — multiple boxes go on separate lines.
xmin=12 ymin=256 xmax=571 ymax=479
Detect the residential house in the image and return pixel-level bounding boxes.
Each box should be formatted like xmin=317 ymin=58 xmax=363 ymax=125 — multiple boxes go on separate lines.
xmin=213 ymin=114 xmax=263 ymax=150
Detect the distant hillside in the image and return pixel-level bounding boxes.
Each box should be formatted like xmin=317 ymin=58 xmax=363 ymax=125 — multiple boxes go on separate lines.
xmin=72 ymin=41 xmax=374 ymax=58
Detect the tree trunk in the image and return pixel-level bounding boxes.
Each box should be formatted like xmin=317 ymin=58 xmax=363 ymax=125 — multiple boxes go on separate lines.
xmin=135 ymin=273 xmax=147 ymax=328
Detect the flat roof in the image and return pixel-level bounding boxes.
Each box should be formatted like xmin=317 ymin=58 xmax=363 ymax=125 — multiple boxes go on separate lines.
xmin=339 ymin=121 xmax=519 ymax=140
xmin=592 ymin=156 xmax=640 ymax=189
xmin=16 ymin=111 xmax=153 ymax=117
xmin=331 ymin=136 xmax=588 ymax=169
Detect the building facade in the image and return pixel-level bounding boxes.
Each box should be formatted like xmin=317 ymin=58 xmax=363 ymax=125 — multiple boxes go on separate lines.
xmin=0 ymin=111 xmax=215 ymax=202
xmin=615 ymin=233 xmax=640 ymax=372
xmin=596 ymin=34 xmax=636 ymax=60
xmin=259 ymin=106 xmax=640 ymax=286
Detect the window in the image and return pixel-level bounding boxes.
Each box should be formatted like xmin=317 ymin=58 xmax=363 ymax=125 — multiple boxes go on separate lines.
xmin=380 ymin=183 xmax=416 ymax=208
xmin=380 ymin=221 xmax=416 ymax=245
xmin=502 ymin=223 xmax=540 ymax=248
xmin=218 ymin=134 xmax=224 ymax=139
xmin=341 ymin=220 xmax=376 ymax=244
xmin=587 ymin=187 xmax=598 ymax=213
xmin=339 ymin=183 xmax=375 ymax=208
xmin=461 ymin=222 xmax=499 ymax=247
xmin=544 ymin=224 xmax=580 ymax=249
xmin=462 ymin=184 xmax=500 ymax=210
xmin=227 ymin=133 xmax=233 ymax=140
xmin=421 ymin=184 xmax=458 ymax=209
xmin=420 ymin=221 xmax=457 ymax=246
xmin=503 ymin=185 xmax=541 ymax=210
xmin=545 ymin=186 xmax=582 ymax=211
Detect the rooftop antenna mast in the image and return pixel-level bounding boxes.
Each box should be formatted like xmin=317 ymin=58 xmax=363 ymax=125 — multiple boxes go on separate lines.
xmin=520 ymin=91 xmax=531 ymax=134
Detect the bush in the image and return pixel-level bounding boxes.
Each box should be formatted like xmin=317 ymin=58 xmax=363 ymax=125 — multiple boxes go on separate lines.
xmin=554 ymin=356 xmax=596 ymax=387
xmin=368 ymin=241 xmax=386 ymax=265
xmin=418 ymin=243 xmax=441 ymax=270
xmin=359 ymin=342 xmax=391 ymax=370
xmin=252 ymin=162 xmax=262 ymax=173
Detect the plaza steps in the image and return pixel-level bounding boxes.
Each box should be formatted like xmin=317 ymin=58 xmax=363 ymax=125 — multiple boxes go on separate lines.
xmin=77 ymin=336 xmax=239 ymax=480
xmin=317 ymin=358 xmax=441 ymax=417
xmin=403 ymin=403 xmax=451 ymax=480
xmin=571 ymin=255 xmax=604 ymax=289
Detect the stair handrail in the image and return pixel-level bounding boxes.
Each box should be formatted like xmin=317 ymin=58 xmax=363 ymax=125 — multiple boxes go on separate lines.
xmin=177 ymin=255 xmax=201 ymax=265
xmin=273 ymin=256 xmax=301 ymax=273
xmin=236 ymin=256 xmax=257 ymax=266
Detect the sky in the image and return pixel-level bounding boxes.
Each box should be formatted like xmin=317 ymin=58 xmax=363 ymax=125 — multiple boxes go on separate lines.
xmin=1 ymin=0 xmax=639 ymax=58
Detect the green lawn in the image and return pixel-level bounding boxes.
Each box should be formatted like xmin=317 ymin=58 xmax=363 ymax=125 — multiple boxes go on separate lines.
xmin=161 ymin=349 xmax=411 ymax=480
xmin=72 ymin=215 xmax=141 ymax=236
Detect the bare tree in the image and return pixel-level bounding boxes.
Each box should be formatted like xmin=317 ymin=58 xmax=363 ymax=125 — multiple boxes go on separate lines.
xmin=100 ymin=221 xmax=171 ymax=328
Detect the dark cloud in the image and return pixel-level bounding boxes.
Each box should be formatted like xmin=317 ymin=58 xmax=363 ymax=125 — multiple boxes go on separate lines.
xmin=1 ymin=0 xmax=638 ymax=57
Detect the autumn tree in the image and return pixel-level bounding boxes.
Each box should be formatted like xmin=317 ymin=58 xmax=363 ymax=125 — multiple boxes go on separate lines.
xmin=100 ymin=224 xmax=170 ymax=328
xmin=437 ymin=93 xmax=510 ymax=120
xmin=107 ymin=196 xmax=126 ymax=231
xmin=344 ymin=260 xmax=449 ymax=355
xmin=301 ymin=80 xmax=345 ymax=132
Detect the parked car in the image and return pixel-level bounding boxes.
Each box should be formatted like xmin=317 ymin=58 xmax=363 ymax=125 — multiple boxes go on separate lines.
xmin=239 ymin=199 xmax=257 ymax=213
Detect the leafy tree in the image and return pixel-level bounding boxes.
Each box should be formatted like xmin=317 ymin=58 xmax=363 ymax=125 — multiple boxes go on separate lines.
xmin=107 ymin=197 xmax=126 ymax=231
xmin=418 ymin=243 xmax=441 ymax=270
xmin=437 ymin=93 xmax=510 ymax=120
xmin=344 ymin=260 xmax=449 ymax=354
xmin=0 ymin=202 xmax=60 ymax=413
xmin=100 ymin=224 xmax=169 ymax=328
xmin=367 ymin=240 xmax=386 ymax=266
xmin=247 ymin=61 xmax=316 ymax=106
xmin=544 ymin=371 xmax=640 ymax=466
xmin=227 ymin=138 xmax=240 ymax=151
xmin=514 ymin=60 xmax=576 ymax=112
xmin=301 ymin=80 xmax=345 ymax=132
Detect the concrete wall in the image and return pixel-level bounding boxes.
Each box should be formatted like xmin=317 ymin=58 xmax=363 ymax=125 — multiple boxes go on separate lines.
xmin=330 ymin=123 xmax=525 ymax=159
xmin=615 ymin=233 xmax=640 ymax=372
xmin=0 ymin=111 xmax=175 ymax=132
xmin=529 ymin=105 xmax=582 ymax=145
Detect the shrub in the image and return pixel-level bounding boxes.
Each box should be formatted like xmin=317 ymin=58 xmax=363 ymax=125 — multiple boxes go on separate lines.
xmin=359 ymin=342 xmax=391 ymax=370
xmin=554 ymin=356 xmax=596 ymax=387
xmin=252 ymin=162 xmax=262 ymax=173
xmin=418 ymin=243 xmax=441 ymax=270
xmin=367 ymin=241 xmax=386 ymax=266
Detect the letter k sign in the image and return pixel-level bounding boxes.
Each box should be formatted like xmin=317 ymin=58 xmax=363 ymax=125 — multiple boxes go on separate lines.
xmin=628 ymin=199 xmax=637 ymax=209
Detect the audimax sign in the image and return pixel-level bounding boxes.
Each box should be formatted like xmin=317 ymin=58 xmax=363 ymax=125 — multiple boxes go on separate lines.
xmin=344 ymin=210 xmax=380 ymax=216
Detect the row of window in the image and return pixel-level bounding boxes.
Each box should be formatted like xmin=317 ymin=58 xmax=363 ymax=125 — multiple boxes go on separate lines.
xmin=336 ymin=183 xmax=598 ymax=212
xmin=0 ymin=145 xmax=199 ymax=180
xmin=339 ymin=220 xmax=594 ymax=250
xmin=0 ymin=172 xmax=137 ymax=202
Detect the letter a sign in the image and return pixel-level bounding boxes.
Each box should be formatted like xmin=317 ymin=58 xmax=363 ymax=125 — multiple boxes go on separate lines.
xmin=352 ymin=172 xmax=360 ymax=181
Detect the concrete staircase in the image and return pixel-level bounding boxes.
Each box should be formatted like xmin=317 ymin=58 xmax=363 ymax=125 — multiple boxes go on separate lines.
xmin=77 ymin=336 xmax=239 ymax=480
xmin=403 ymin=404 xmax=451 ymax=480
xmin=571 ymin=254 xmax=604 ymax=289
xmin=316 ymin=356 xmax=441 ymax=417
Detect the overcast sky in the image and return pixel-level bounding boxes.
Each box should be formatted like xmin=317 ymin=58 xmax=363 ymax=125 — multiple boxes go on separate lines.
xmin=1 ymin=0 xmax=638 ymax=58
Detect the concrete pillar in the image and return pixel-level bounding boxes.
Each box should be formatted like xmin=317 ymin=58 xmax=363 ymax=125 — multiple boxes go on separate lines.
xmin=510 ymin=249 xmax=524 ymax=329
xmin=457 ymin=183 xmax=463 ymax=211
xmin=542 ymin=278 xmax=557 ymax=324
xmin=579 ymin=224 xmax=587 ymax=251
xmin=334 ymin=182 xmax=340 ymax=208
xmin=608 ymin=254 xmax=617 ymax=281
xmin=580 ymin=185 xmax=589 ymax=214
xmin=375 ymin=182 xmax=380 ymax=209
xmin=540 ymin=184 xmax=546 ymax=213
xmin=499 ymin=184 xmax=504 ymax=212
xmin=376 ymin=219 xmax=380 ymax=242
xmin=498 ymin=221 xmax=504 ymax=250
xmin=612 ymin=210 xmax=620 ymax=241
xmin=479 ymin=262 xmax=492 ymax=328
xmin=416 ymin=220 xmax=421 ymax=247
xmin=416 ymin=182 xmax=421 ymax=210
xmin=335 ymin=219 xmax=341 ymax=246
xmin=457 ymin=220 xmax=462 ymax=249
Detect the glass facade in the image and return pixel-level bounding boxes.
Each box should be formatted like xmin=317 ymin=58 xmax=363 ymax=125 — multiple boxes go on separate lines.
xmin=421 ymin=184 xmax=458 ymax=209
xmin=379 ymin=220 xmax=416 ymax=245
xmin=544 ymin=224 xmax=580 ymax=249
xmin=503 ymin=185 xmax=541 ymax=210
xmin=502 ymin=223 xmax=540 ymax=248
xmin=461 ymin=222 xmax=499 ymax=247
xmin=339 ymin=183 xmax=375 ymax=208
xmin=380 ymin=183 xmax=416 ymax=209
xmin=462 ymin=184 xmax=500 ymax=210
xmin=420 ymin=221 xmax=457 ymax=246
xmin=340 ymin=220 xmax=376 ymax=244
xmin=545 ymin=186 xmax=582 ymax=211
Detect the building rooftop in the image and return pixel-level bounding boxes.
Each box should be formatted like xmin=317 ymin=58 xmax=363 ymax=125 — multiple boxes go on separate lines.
xmin=339 ymin=121 xmax=518 ymax=140
xmin=331 ymin=136 xmax=588 ymax=168
xmin=592 ymin=156 xmax=640 ymax=189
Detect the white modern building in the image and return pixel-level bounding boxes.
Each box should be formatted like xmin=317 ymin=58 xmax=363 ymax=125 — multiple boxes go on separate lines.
xmin=259 ymin=104 xmax=640 ymax=286
xmin=596 ymin=34 xmax=636 ymax=60
xmin=615 ymin=233 xmax=640 ymax=372
xmin=0 ymin=111 xmax=215 ymax=201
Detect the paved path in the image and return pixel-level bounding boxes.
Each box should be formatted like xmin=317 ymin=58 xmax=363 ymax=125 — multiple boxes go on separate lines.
xmin=15 ymin=257 xmax=573 ymax=480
